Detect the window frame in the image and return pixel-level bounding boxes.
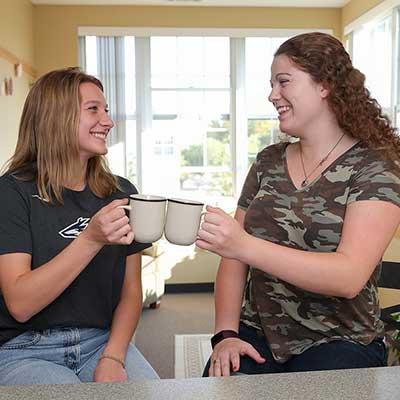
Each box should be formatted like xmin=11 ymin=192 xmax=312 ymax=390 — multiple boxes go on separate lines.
xmin=346 ymin=3 xmax=400 ymax=129
xmin=78 ymin=27 xmax=332 ymax=198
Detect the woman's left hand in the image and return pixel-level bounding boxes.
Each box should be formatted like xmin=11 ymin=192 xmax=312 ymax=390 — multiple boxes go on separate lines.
xmin=196 ymin=206 xmax=250 ymax=259
xmin=94 ymin=357 xmax=128 ymax=383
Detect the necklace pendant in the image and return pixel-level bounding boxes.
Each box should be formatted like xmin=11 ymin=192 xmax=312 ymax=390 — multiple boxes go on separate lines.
xmin=301 ymin=179 xmax=308 ymax=187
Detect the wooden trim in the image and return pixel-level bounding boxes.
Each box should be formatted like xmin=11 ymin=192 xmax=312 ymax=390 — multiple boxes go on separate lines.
xmin=395 ymin=226 xmax=400 ymax=238
xmin=378 ymin=287 xmax=400 ymax=309
xmin=0 ymin=46 xmax=36 ymax=79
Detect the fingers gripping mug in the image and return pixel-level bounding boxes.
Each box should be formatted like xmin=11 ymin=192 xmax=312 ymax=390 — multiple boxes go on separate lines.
xmin=164 ymin=198 xmax=204 ymax=246
xmin=120 ymin=194 xmax=167 ymax=243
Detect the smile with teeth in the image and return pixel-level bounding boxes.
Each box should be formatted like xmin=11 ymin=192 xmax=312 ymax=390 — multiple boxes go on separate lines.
xmin=91 ymin=132 xmax=107 ymax=141
xmin=276 ymin=105 xmax=291 ymax=114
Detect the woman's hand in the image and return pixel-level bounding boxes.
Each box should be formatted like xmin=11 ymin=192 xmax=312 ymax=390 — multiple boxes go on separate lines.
xmin=94 ymin=357 xmax=128 ymax=383
xmin=81 ymin=198 xmax=134 ymax=246
xmin=209 ymin=337 xmax=266 ymax=377
xmin=196 ymin=206 xmax=250 ymax=259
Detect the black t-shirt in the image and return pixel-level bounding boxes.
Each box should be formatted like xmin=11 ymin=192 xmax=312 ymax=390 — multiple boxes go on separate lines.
xmin=0 ymin=173 xmax=149 ymax=345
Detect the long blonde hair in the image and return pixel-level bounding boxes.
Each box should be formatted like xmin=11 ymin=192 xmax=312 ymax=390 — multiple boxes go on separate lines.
xmin=4 ymin=67 xmax=119 ymax=203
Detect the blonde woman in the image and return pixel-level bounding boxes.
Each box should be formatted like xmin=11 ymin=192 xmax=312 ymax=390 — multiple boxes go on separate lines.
xmin=198 ymin=32 xmax=400 ymax=376
xmin=0 ymin=68 xmax=158 ymax=385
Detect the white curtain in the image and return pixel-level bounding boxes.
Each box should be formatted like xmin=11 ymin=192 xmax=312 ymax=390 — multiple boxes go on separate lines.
xmin=78 ymin=36 xmax=86 ymax=71
xmin=96 ymin=36 xmax=126 ymax=147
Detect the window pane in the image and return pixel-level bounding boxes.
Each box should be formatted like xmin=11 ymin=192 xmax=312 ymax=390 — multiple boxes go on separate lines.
xmin=246 ymin=37 xmax=288 ymax=165
xmin=124 ymin=36 xmax=136 ymax=116
xmin=126 ymin=119 xmax=137 ymax=184
xmin=85 ymin=36 xmax=97 ymax=76
xmin=353 ymin=16 xmax=392 ymax=110
xmin=151 ymin=36 xmax=230 ymax=88
xmin=207 ymin=117 xmax=230 ymax=167
xmin=146 ymin=87 xmax=232 ymax=199
xmin=123 ymin=37 xmax=138 ymax=182
xmin=83 ymin=36 xmax=137 ymax=181
xmin=248 ymin=119 xmax=280 ymax=166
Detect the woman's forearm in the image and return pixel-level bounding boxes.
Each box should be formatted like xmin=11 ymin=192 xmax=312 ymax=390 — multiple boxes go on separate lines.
xmin=214 ymin=258 xmax=249 ymax=333
xmin=103 ymin=291 xmax=141 ymax=361
xmin=199 ymin=203 xmax=400 ymax=299
xmin=103 ymin=254 xmax=142 ymax=361
xmin=239 ymin=233 xmax=371 ymax=298
xmin=2 ymin=233 xmax=103 ymax=322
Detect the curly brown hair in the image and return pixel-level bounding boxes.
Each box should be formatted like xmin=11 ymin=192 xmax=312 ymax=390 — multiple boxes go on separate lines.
xmin=275 ymin=32 xmax=400 ymax=165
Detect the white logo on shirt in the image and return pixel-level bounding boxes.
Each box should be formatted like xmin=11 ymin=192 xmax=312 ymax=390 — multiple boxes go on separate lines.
xmin=59 ymin=217 xmax=90 ymax=239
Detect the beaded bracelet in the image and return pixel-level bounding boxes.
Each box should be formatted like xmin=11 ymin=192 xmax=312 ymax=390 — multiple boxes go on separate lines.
xmin=99 ymin=353 xmax=126 ymax=369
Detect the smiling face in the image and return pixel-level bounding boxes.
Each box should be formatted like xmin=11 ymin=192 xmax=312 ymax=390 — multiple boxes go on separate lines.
xmin=78 ymin=82 xmax=114 ymax=164
xmin=268 ymin=54 xmax=329 ymax=137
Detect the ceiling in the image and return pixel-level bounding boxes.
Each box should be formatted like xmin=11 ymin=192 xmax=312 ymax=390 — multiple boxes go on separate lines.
xmin=30 ymin=0 xmax=351 ymax=8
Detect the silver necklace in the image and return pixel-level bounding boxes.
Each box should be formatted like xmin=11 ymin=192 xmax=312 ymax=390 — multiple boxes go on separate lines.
xmin=299 ymin=132 xmax=346 ymax=187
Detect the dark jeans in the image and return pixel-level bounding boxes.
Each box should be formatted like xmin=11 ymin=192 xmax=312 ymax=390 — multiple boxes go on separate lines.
xmin=203 ymin=322 xmax=387 ymax=376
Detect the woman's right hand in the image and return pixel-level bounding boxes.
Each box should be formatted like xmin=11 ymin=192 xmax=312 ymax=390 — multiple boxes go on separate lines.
xmin=80 ymin=198 xmax=134 ymax=246
xmin=208 ymin=337 xmax=266 ymax=377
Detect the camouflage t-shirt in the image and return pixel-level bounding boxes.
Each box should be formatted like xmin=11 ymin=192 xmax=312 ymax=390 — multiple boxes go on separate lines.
xmin=238 ymin=141 xmax=400 ymax=363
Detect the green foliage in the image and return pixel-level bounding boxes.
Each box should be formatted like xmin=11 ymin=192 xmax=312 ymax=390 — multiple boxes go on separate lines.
xmin=207 ymin=138 xmax=230 ymax=167
xmin=247 ymin=119 xmax=279 ymax=165
xmin=181 ymin=144 xmax=203 ymax=166
xmin=211 ymin=172 xmax=233 ymax=196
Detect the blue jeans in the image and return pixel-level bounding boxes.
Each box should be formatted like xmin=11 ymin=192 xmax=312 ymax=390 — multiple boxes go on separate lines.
xmin=203 ymin=322 xmax=387 ymax=376
xmin=0 ymin=328 xmax=159 ymax=386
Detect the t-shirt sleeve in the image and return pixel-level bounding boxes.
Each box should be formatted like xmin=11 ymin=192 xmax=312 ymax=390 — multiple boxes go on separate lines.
xmin=347 ymin=159 xmax=400 ymax=207
xmin=116 ymin=176 xmax=152 ymax=255
xmin=0 ymin=176 xmax=32 ymax=255
xmin=238 ymin=161 xmax=261 ymax=211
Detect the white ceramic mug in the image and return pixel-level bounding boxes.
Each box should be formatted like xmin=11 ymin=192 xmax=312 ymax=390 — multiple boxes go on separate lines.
xmin=164 ymin=198 xmax=204 ymax=246
xmin=120 ymin=194 xmax=167 ymax=243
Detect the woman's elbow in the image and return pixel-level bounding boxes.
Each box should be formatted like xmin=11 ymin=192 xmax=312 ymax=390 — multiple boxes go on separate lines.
xmin=342 ymin=289 xmax=360 ymax=300
xmin=6 ymin=302 xmax=32 ymax=323
xmin=339 ymin=282 xmax=364 ymax=299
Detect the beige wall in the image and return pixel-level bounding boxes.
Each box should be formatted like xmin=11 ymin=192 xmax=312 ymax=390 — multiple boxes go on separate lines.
xmin=34 ymin=5 xmax=341 ymax=76
xmin=342 ymin=0 xmax=384 ymax=28
xmin=0 ymin=0 xmax=34 ymax=168
xmin=1 ymin=0 xmax=35 ymax=65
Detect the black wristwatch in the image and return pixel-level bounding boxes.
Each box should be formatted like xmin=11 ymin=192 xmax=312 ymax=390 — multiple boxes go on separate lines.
xmin=211 ymin=330 xmax=239 ymax=349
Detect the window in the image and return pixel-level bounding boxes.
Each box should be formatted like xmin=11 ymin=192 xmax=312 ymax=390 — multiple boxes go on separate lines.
xmin=246 ymin=37 xmax=288 ymax=166
xmin=350 ymin=6 xmax=400 ymax=128
xmin=150 ymin=37 xmax=232 ymax=199
xmin=79 ymin=29 xmax=327 ymax=204
xmin=352 ymin=15 xmax=392 ymax=112
xmin=124 ymin=36 xmax=137 ymax=184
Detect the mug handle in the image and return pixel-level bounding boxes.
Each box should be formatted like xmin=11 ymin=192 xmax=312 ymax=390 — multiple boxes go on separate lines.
xmin=118 ymin=205 xmax=131 ymax=210
xmin=199 ymin=211 xmax=207 ymax=227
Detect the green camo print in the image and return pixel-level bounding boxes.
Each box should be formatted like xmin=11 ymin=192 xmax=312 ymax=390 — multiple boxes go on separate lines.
xmin=238 ymin=142 xmax=400 ymax=362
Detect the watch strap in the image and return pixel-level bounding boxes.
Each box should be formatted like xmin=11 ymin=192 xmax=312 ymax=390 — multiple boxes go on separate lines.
xmin=211 ymin=330 xmax=239 ymax=349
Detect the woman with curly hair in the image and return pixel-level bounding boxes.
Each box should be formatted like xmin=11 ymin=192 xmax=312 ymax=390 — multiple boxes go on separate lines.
xmin=0 ymin=68 xmax=158 ymax=385
xmin=198 ymin=32 xmax=400 ymax=376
